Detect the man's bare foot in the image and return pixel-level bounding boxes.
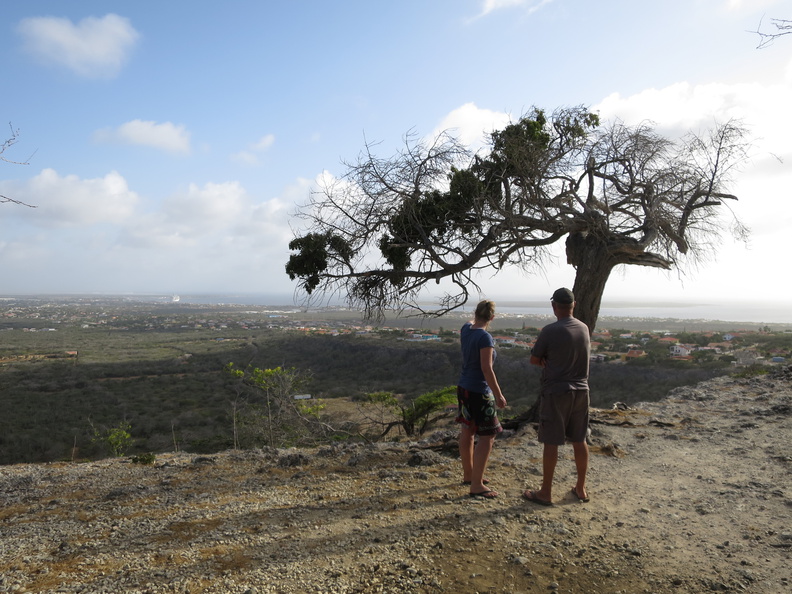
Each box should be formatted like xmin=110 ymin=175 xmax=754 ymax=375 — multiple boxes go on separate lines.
xmin=522 ymin=489 xmax=552 ymax=506
xmin=571 ymin=486 xmax=589 ymax=502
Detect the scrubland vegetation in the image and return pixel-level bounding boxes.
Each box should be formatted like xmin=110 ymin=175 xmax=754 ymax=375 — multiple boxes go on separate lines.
xmin=1 ymin=298 xmax=789 ymax=465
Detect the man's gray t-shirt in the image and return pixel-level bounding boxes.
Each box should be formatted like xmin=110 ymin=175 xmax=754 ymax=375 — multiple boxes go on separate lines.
xmin=531 ymin=316 xmax=590 ymax=394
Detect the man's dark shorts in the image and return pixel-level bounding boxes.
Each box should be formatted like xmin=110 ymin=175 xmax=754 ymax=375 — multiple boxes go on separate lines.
xmin=538 ymin=389 xmax=589 ymax=445
xmin=455 ymin=386 xmax=502 ymax=436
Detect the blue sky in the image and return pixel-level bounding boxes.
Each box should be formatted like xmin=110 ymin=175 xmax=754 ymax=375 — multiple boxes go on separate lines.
xmin=1 ymin=0 xmax=790 ymax=310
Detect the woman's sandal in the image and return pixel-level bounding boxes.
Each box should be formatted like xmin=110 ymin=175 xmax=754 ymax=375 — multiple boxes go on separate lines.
xmin=469 ymin=489 xmax=498 ymax=498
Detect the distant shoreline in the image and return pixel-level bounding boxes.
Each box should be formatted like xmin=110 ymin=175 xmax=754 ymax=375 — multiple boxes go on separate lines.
xmin=1 ymin=293 xmax=790 ymax=330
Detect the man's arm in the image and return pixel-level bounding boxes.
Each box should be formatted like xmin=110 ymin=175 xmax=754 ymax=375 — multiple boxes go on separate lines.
xmin=531 ymin=328 xmax=547 ymax=367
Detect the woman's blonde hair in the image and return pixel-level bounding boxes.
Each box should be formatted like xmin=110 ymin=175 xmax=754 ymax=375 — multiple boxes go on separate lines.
xmin=474 ymin=300 xmax=496 ymax=322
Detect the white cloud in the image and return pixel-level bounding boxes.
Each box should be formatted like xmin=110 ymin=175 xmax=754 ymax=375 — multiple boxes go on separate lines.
xmin=597 ymin=82 xmax=747 ymax=130
xmin=0 ymin=235 xmax=50 ymax=267
xmin=478 ymin=0 xmax=555 ymax=17
xmin=94 ymin=120 xmax=192 ymax=154
xmin=118 ymin=182 xmax=246 ymax=250
xmin=0 ymin=167 xmax=309 ymax=294
xmin=433 ymin=102 xmax=511 ymax=152
xmin=252 ymin=134 xmax=275 ymax=151
xmin=0 ymin=166 xmax=294 ymax=254
xmin=164 ymin=182 xmax=248 ymax=231
xmin=594 ymin=79 xmax=792 ymax=164
xmin=110 ymin=179 xmax=298 ymax=294
xmin=1 ymin=168 xmax=139 ymax=227
xmin=230 ymin=151 xmax=258 ymax=165
xmin=118 ymin=179 xmax=295 ymax=257
xmin=724 ymin=0 xmax=779 ymax=12
xmin=594 ymin=78 xmax=792 ymax=183
xmin=230 ymin=134 xmax=275 ymax=165
xmin=17 ymin=14 xmax=139 ymax=79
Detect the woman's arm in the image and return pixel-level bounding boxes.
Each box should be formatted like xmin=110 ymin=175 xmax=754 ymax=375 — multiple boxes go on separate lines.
xmin=480 ymin=347 xmax=507 ymax=409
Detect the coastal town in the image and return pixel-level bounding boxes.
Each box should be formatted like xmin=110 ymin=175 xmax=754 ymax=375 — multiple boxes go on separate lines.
xmin=2 ymin=295 xmax=790 ymax=369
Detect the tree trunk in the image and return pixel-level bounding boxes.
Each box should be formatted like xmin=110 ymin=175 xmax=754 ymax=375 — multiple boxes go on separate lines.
xmin=506 ymin=232 xmax=617 ymax=430
xmin=565 ymin=232 xmax=617 ymax=333
xmin=501 ymin=405 xmax=540 ymax=428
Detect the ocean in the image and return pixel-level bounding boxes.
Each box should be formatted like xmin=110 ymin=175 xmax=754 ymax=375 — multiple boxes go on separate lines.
xmin=491 ymin=300 xmax=791 ymax=326
xmin=171 ymin=294 xmax=791 ymax=326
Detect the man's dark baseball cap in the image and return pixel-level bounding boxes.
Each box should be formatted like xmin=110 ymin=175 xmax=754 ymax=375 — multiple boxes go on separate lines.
xmin=551 ymin=288 xmax=575 ymax=304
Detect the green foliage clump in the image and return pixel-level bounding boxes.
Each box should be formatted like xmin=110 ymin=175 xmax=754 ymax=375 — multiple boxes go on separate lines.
xmin=362 ymin=386 xmax=457 ymax=438
xmin=92 ymin=421 xmax=133 ymax=457
xmin=732 ymin=365 xmax=770 ymax=378
xmin=285 ymin=232 xmax=354 ymax=294
xmin=130 ymin=452 xmax=156 ymax=465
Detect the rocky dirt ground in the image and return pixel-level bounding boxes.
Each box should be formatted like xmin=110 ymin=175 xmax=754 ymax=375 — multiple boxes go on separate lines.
xmin=0 ymin=367 xmax=790 ymax=594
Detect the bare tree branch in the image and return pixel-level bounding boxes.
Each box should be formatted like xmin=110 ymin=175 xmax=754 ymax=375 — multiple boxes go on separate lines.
xmin=753 ymin=16 xmax=792 ymax=49
xmin=1 ymin=123 xmax=36 ymax=208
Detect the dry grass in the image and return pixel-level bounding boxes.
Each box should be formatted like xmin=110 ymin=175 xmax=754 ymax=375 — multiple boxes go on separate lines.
xmin=0 ymin=503 xmax=31 ymax=522
xmin=23 ymin=556 xmax=124 ymax=592
xmin=591 ymin=442 xmax=627 ymax=458
xmin=160 ymin=518 xmax=225 ymax=542
xmin=202 ymin=545 xmax=255 ymax=573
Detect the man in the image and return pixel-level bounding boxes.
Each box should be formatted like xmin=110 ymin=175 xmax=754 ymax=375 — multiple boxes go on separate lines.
xmin=523 ymin=287 xmax=591 ymax=506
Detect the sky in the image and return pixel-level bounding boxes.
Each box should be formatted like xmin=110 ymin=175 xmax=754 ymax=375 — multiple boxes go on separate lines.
xmin=1 ymin=0 xmax=791 ymax=315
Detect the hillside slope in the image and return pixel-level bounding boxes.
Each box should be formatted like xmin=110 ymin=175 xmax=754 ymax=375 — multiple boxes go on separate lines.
xmin=1 ymin=367 xmax=790 ymax=593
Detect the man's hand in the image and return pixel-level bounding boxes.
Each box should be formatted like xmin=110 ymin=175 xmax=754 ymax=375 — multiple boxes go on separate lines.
xmin=495 ymin=394 xmax=507 ymax=409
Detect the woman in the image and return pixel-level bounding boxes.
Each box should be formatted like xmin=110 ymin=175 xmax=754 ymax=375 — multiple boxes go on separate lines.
xmin=456 ymin=300 xmax=507 ymax=498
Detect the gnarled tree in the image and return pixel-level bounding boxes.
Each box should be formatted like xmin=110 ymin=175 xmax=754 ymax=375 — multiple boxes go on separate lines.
xmin=286 ymin=106 xmax=749 ymax=331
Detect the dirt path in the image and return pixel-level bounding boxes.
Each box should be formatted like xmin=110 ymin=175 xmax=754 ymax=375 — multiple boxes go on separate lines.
xmin=0 ymin=369 xmax=789 ymax=593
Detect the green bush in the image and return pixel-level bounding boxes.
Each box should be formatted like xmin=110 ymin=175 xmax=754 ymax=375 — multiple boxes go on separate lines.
xmin=361 ymin=386 xmax=457 ymax=438
xmin=92 ymin=422 xmax=133 ymax=457
xmin=130 ymin=452 xmax=156 ymax=465
xmin=732 ymin=365 xmax=769 ymax=378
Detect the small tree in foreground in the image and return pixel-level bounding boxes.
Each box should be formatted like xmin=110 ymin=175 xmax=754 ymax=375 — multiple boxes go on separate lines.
xmin=286 ymin=106 xmax=750 ymax=332
xmin=361 ymin=386 xmax=457 ymax=439
xmin=90 ymin=421 xmax=133 ymax=457
xmin=225 ymin=363 xmax=328 ymax=448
